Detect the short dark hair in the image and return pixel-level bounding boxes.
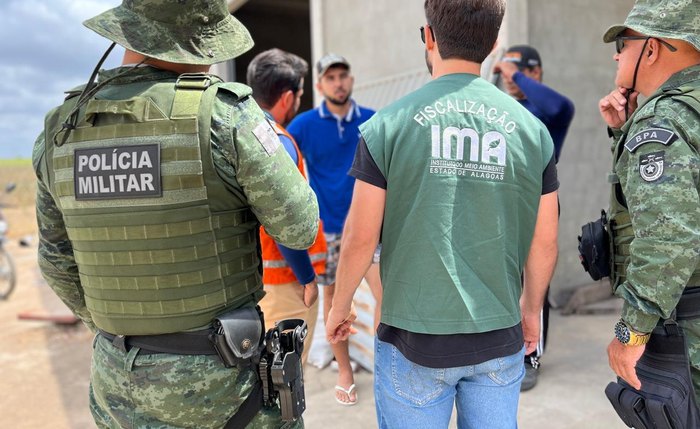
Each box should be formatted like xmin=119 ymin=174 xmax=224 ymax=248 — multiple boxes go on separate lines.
xmin=424 ymin=0 xmax=505 ymax=63
xmin=246 ymin=48 xmax=308 ymax=109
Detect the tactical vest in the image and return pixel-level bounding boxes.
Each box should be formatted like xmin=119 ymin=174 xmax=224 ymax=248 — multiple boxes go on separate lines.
xmin=259 ymin=122 xmax=326 ymax=284
xmin=608 ymin=85 xmax=700 ymax=290
xmin=43 ymin=73 xmax=262 ymax=335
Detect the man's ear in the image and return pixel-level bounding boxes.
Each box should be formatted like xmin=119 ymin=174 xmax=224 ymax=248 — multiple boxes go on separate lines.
xmin=426 ymin=25 xmax=436 ymax=50
xmin=646 ymin=39 xmax=660 ymax=63
xmin=280 ymin=89 xmax=294 ymax=110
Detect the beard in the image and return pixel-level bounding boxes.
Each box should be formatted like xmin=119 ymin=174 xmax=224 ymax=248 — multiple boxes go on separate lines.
xmin=425 ymin=50 xmax=433 ymax=75
xmin=281 ymin=105 xmax=297 ymax=127
xmin=326 ymin=92 xmax=352 ymax=106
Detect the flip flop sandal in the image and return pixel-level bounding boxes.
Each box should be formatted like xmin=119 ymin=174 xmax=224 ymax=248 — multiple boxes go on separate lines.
xmin=334 ymin=383 xmax=358 ymax=406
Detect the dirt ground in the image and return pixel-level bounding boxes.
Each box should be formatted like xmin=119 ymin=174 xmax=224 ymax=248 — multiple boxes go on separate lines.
xmin=0 ymin=161 xmax=95 ymax=428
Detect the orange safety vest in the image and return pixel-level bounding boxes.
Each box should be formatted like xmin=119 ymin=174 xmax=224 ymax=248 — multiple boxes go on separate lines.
xmin=260 ymin=122 xmax=327 ymax=285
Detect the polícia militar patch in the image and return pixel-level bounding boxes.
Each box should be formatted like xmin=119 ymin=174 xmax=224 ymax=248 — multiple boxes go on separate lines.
xmin=639 ymin=151 xmax=665 ymax=182
xmin=625 ymin=128 xmax=677 ymax=152
xmin=74 ymin=144 xmax=162 ymax=200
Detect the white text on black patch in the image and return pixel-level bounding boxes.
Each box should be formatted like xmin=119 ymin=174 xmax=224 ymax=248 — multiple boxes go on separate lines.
xmin=625 ymin=128 xmax=677 ymax=152
xmin=74 ymin=144 xmax=162 ymax=200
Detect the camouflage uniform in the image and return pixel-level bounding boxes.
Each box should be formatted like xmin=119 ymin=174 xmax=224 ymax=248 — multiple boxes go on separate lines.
xmin=603 ymin=0 xmax=700 ymax=402
xmin=33 ymin=1 xmax=317 ymax=427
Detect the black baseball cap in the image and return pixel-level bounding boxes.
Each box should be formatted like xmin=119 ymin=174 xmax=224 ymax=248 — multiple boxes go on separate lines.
xmin=503 ymin=45 xmax=542 ymax=69
xmin=317 ymin=53 xmax=350 ymax=77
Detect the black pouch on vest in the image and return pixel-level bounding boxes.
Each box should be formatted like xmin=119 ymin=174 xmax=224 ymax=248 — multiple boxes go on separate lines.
xmin=578 ymin=210 xmax=611 ymax=281
xmin=210 ymin=306 xmax=263 ymax=368
xmin=605 ymin=321 xmax=700 ymax=429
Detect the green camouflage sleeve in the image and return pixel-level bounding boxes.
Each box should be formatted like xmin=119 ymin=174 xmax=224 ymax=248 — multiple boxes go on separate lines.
xmin=212 ymin=93 xmax=319 ymax=250
xmin=615 ymin=108 xmax=700 ymax=333
xmin=33 ymin=133 xmax=95 ymax=331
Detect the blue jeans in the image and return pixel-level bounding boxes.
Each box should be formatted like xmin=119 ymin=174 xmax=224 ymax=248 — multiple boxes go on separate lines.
xmin=374 ymin=338 xmax=525 ymax=429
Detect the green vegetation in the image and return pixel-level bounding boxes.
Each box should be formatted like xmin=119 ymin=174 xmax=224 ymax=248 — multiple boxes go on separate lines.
xmin=0 ymin=159 xmax=31 ymax=167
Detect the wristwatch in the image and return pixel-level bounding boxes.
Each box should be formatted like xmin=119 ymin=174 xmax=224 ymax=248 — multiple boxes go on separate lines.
xmin=614 ymin=319 xmax=651 ymax=346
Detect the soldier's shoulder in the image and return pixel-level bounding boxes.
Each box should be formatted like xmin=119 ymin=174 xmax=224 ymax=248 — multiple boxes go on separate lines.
xmin=625 ymin=97 xmax=688 ymax=153
xmin=625 ymin=120 xmax=678 ymax=153
xmin=32 ymin=132 xmax=46 ymax=173
xmin=215 ymin=81 xmax=253 ymax=101
xmin=62 ymin=83 xmax=87 ymax=101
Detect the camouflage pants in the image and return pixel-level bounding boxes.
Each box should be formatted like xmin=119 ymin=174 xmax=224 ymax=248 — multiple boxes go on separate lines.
xmin=679 ymin=317 xmax=700 ymax=405
xmin=89 ymin=334 xmax=303 ymax=429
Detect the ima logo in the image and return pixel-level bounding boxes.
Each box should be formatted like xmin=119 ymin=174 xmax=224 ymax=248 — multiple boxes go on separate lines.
xmin=431 ymin=125 xmax=507 ymax=166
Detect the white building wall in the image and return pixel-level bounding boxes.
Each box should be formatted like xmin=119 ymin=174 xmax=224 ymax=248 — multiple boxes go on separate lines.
xmin=310 ymin=0 xmax=428 ymax=108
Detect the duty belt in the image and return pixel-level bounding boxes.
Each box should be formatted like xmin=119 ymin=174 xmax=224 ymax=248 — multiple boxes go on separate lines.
xmin=675 ymin=287 xmax=700 ymax=321
xmin=98 ymin=328 xmax=217 ymax=355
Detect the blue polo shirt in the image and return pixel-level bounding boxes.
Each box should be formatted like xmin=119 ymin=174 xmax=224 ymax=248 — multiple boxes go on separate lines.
xmin=287 ymin=100 xmax=375 ymax=233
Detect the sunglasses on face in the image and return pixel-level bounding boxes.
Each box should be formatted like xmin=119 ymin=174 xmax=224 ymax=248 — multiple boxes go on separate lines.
xmin=615 ymin=35 xmax=678 ymax=54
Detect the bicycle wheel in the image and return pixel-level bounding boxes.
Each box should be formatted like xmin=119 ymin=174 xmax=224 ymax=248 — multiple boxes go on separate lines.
xmin=0 ymin=246 xmax=16 ymax=300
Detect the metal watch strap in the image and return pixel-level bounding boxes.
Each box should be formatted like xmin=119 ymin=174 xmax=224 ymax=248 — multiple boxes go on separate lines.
xmin=615 ymin=319 xmax=651 ymax=346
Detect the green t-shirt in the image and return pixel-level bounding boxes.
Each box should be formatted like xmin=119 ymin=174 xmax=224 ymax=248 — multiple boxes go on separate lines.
xmin=360 ymin=73 xmax=554 ymax=334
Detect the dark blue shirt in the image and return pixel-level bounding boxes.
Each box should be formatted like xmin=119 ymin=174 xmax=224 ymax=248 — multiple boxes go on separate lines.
xmin=513 ymin=72 xmax=575 ymax=163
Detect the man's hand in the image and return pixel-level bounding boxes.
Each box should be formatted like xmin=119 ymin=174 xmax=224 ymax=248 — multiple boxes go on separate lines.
xmin=599 ymin=87 xmax=638 ymax=129
xmin=493 ymin=60 xmax=519 ymax=79
xmin=607 ymin=338 xmax=645 ymax=390
xmin=521 ymin=310 xmax=541 ymax=355
xmin=303 ymin=279 xmax=319 ymax=308
xmin=326 ymin=303 xmax=357 ymax=344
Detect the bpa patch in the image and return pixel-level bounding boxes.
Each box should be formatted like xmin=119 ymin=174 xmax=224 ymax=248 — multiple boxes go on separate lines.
xmin=639 ymin=151 xmax=665 ymax=182
xmin=625 ymin=128 xmax=677 ymax=152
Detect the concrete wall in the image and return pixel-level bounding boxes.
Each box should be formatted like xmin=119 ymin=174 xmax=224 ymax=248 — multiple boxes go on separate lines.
xmin=312 ymin=0 xmax=636 ymax=299
xmin=310 ymin=0 xmax=427 ymax=102
xmin=517 ymin=0 xmax=634 ymax=300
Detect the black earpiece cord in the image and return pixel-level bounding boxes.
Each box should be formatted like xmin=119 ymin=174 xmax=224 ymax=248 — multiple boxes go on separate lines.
xmin=625 ymin=37 xmax=650 ymax=122
xmin=53 ymin=43 xmax=146 ymax=146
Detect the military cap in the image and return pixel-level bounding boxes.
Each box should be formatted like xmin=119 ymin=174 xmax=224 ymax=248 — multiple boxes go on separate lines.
xmin=603 ymin=0 xmax=700 ymax=52
xmin=83 ymin=0 xmax=254 ymax=65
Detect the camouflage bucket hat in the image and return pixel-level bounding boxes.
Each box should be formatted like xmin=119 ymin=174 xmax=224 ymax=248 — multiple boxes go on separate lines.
xmin=83 ymin=0 xmax=254 ymax=65
xmin=603 ymin=0 xmax=700 ymax=52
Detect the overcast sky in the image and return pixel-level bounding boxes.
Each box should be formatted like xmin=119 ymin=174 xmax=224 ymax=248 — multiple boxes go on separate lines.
xmin=0 ymin=0 xmax=124 ymax=159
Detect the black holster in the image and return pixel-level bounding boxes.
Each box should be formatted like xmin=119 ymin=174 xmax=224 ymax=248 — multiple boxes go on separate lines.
xmin=259 ymin=319 xmax=308 ymax=422
xmin=605 ymin=290 xmax=700 ymax=428
xmin=209 ymin=308 xmax=307 ymax=427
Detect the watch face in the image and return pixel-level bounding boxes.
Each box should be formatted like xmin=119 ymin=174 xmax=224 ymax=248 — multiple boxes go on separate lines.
xmin=615 ymin=321 xmax=631 ymax=344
